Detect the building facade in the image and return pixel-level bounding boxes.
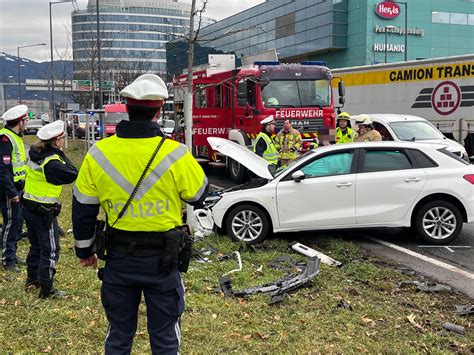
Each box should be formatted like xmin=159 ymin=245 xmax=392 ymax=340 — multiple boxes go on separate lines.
xmin=167 ymin=0 xmax=474 ymax=76
xmin=71 ymin=0 xmax=215 ymax=87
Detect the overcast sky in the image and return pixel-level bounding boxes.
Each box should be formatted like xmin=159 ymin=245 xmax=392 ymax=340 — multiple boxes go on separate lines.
xmin=0 ymin=0 xmax=265 ymax=62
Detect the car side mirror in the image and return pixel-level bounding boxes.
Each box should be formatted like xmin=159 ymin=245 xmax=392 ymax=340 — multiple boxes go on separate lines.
xmin=291 ymin=170 xmax=305 ymax=183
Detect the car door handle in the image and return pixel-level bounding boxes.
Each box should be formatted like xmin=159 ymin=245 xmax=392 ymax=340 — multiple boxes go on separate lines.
xmin=404 ymin=177 xmax=421 ymax=183
xmin=336 ymin=182 xmax=353 ymax=188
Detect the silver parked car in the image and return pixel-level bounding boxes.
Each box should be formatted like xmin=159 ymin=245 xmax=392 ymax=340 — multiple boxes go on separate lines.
xmin=24 ymin=119 xmax=44 ymax=135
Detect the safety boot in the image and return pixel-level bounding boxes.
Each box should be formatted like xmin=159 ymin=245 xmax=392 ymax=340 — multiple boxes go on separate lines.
xmin=25 ymin=271 xmax=40 ymax=291
xmin=3 ymin=264 xmax=20 ymax=273
xmin=38 ymin=283 xmax=67 ymax=299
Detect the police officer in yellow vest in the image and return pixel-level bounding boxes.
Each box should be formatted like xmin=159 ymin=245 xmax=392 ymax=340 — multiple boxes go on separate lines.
xmin=254 ymin=115 xmax=279 ymax=167
xmin=72 ymin=74 xmax=208 ymax=354
xmin=22 ymin=120 xmax=78 ymax=298
xmin=1 ymin=105 xmax=28 ymax=273
xmin=335 ymin=112 xmax=357 ymax=144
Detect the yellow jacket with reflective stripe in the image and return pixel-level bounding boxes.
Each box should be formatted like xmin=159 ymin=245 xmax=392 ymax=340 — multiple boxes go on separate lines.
xmin=73 ymin=135 xmax=207 ymax=232
xmin=274 ymin=128 xmax=302 ymax=160
xmin=0 ymin=128 xmax=27 ymax=182
xmin=23 ymin=154 xmax=64 ymax=204
xmin=335 ymin=127 xmax=357 ymax=144
xmin=254 ymin=132 xmax=278 ymax=165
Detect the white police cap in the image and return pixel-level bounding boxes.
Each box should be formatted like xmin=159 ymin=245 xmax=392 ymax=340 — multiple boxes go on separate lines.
xmin=2 ymin=105 xmax=28 ymax=122
xmin=260 ymin=115 xmax=275 ymax=125
xmin=37 ymin=120 xmax=65 ymax=141
xmin=120 ymin=74 xmax=168 ymax=107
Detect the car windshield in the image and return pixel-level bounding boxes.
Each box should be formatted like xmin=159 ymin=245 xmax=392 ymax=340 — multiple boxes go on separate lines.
xmin=105 ymin=112 xmax=128 ymax=123
xmin=389 ymin=121 xmax=445 ymax=141
xmin=261 ymin=79 xmax=331 ymax=108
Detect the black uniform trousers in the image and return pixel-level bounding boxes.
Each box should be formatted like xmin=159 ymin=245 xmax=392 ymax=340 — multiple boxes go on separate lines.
xmin=23 ymin=208 xmax=60 ymax=285
xmin=1 ymin=197 xmax=21 ymax=266
xmin=101 ymin=249 xmax=184 ymax=355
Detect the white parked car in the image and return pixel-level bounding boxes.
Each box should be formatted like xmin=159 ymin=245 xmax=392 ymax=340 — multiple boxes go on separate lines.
xmin=353 ymin=114 xmax=469 ymax=162
xmin=207 ymin=138 xmax=474 ymax=245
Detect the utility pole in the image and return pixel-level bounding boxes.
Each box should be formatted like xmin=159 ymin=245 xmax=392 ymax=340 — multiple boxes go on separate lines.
xmin=185 ymin=0 xmax=196 ymax=227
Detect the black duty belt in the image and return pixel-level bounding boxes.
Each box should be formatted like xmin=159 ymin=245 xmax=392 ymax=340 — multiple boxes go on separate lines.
xmin=22 ymin=198 xmax=56 ymax=214
xmin=109 ymin=228 xmax=166 ymax=256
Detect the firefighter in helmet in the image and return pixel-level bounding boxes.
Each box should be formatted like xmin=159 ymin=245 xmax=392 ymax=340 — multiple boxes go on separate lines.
xmin=335 ymin=112 xmax=357 ymax=144
xmin=274 ymin=119 xmax=302 ymax=166
xmin=355 ymin=114 xmax=382 ymax=142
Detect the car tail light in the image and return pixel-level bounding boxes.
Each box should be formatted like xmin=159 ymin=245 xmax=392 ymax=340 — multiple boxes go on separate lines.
xmin=463 ymin=174 xmax=474 ymax=184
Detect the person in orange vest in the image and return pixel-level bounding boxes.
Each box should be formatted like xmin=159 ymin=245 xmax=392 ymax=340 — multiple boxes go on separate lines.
xmin=274 ymin=119 xmax=302 ymax=166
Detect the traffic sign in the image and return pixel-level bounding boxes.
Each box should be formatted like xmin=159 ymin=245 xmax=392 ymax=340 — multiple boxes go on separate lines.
xmin=72 ymin=80 xmax=92 ymax=92
xmin=94 ymin=81 xmax=115 ymax=92
xmin=452 ymin=119 xmax=468 ymax=142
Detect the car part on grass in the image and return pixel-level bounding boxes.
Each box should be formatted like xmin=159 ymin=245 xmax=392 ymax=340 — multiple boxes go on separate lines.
xmin=192 ymin=208 xmax=214 ymax=240
xmin=291 ymin=241 xmax=343 ymax=267
xmin=443 ymin=322 xmax=465 ymax=335
xmin=219 ymin=256 xmax=321 ymax=304
xmin=455 ymin=304 xmax=474 ymax=316
xmin=268 ymin=255 xmax=306 ymax=271
xmin=398 ymin=280 xmax=452 ymax=292
xmin=222 ymin=251 xmax=243 ymax=276
xmin=397 ymin=267 xmax=416 ymax=275
xmin=333 ymin=299 xmax=353 ymax=312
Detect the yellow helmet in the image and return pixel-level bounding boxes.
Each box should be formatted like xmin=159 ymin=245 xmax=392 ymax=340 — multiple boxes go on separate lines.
xmin=338 ymin=112 xmax=350 ymax=121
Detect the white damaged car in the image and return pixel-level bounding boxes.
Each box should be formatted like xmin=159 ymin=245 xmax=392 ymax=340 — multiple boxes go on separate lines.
xmin=206 ymin=137 xmax=474 ymax=245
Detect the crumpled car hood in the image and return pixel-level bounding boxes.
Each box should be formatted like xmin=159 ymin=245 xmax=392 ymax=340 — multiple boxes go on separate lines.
xmin=207 ymin=137 xmax=274 ymax=180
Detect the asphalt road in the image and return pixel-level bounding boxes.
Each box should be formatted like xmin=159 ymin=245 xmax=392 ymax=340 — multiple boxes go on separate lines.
xmin=207 ymin=169 xmax=474 ymax=298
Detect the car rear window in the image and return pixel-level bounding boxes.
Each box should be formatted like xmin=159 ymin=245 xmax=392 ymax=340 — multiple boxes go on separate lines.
xmin=407 ymin=149 xmax=438 ymax=168
xmin=437 ymin=148 xmax=470 ymax=165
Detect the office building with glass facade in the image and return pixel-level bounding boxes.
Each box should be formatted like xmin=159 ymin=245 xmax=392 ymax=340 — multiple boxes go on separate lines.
xmin=71 ymin=0 xmax=215 ymax=83
xmin=167 ymin=0 xmax=474 ymax=76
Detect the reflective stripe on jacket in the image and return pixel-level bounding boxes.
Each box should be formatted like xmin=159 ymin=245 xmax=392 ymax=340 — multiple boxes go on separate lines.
xmin=0 ymin=128 xmax=26 ymax=182
xmin=73 ymin=135 xmax=208 ymax=232
xmin=23 ymin=154 xmax=64 ymax=204
xmin=254 ymin=132 xmax=278 ymax=165
xmin=274 ymin=128 xmax=302 ymax=160
xmin=335 ymin=127 xmax=357 ymax=144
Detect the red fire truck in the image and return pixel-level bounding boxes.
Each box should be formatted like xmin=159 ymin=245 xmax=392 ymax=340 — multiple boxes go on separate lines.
xmin=173 ymin=61 xmax=345 ymax=182
xmin=104 ymin=103 xmax=128 ymax=136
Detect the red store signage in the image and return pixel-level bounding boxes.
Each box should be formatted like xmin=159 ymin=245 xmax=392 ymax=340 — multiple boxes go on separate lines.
xmin=375 ymin=2 xmax=400 ymax=19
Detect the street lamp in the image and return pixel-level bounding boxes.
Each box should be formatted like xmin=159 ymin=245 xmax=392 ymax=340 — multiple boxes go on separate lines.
xmin=384 ymin=25 xmax=395 ymax=63
xmin=17 ymin=43 xmax=46 ymax=103
xmin=393 ymin=1 xmax=408 ymax=61
xmin=50 ymin=0 xmax=74 ymax=120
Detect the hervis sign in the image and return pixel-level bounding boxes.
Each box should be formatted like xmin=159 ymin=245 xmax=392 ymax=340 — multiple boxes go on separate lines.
xmin=375 ymin=2 xmax=400 ymax=19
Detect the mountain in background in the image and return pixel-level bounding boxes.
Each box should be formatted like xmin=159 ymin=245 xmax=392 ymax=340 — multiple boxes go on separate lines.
xmin=0 ymin=52 xmax=72 ymax=103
